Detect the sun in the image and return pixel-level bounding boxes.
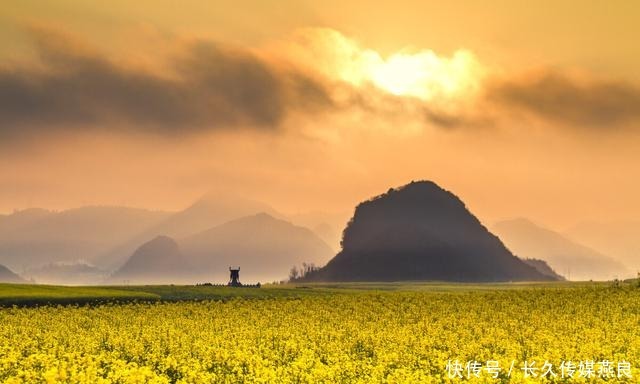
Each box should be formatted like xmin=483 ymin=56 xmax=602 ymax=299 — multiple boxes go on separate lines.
xmin=366 ymin=50 xmax=482 ymax=102
xmin=286 ymin=28 xmax=485 ymax=106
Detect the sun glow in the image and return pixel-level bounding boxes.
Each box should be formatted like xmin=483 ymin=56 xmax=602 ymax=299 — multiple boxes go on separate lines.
xmin=367 ymin=50 xmax=481 ymax=101
xmin=286 ymin=29 xmax=485 ymax=106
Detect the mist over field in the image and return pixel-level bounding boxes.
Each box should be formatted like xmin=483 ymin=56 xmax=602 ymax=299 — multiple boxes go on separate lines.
xmin=0 ymin=181 xmax=636 ymax=285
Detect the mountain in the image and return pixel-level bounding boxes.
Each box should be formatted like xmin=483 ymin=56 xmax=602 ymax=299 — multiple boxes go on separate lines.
xmin=110 ymin=236 xmax=193 ymax=284
xmin=564 ymin=221 xmax=640 ymax=275
xmin=493 ymin=218 xmax=629 ymax=281
xmin=287 ymin=211 xmax=350 ymax=252
xmin=23 ymin=262 xmax=108 ymax=285
xmin=0 ymin=208 xmax=52 ymax=233
xmin=181 ymin=213 xmax=334 ymax=283
xmin=0 ymin=206 xmax=170 ymax=271
xmin=522 ymin=258 xmax=565 ymax=280
xmin=98 ymin=193 xmax=281 ymax=268
xmin=145 ymin=193 xmax=282 ymax=239
xmin=301 ymin=181 xmax=552 ymax=282
xmin=0 ymin=264 xmax=25 ymax=283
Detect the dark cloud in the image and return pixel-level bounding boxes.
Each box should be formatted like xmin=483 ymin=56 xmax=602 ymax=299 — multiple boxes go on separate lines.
xmin=3 ymin=28 xmax=639 ymax=140
xmin=0 ymin=30 xmax=333 ymax=139
xmin=487 ymin=71 xmax=640 ymax=127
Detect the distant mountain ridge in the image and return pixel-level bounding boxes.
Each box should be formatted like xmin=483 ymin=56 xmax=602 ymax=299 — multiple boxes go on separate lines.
xmin=0 ymin=194 xmax=334 ymax=284
xmin=522 ymin=258 xmax=565 ymax=280
xmin=110 ymin=236 xmax=194 ymax=284
xmin=24 ymin=262 xmax=108 ymax=285
xmin=110 ymin=213 xmax=334 ymax=284
xmin=0 ymin=208 xmax=51 ymax=233
xmin=564 ymin=221 xmax=640 ymax=275
xmin=493 ymin=218 xmax=629 ymax=281
xmin=0 ymin=206 xmax=170 ymax=271
xmin=302 ymin=181 xmax=552 ymax=282
xmin=97 ymin=193 xmax=282 ymax=268
xmin=144 ymin=193 xmax=282 ymax=239
xmin=0 ymin=264 xmax=25 ymax=283
xmin=182 ymin=212 xmax=333 ymax=282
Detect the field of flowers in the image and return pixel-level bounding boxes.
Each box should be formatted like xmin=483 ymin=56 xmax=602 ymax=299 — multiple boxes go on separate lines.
xmin=1 ymin=284 xmax=639 ymax=383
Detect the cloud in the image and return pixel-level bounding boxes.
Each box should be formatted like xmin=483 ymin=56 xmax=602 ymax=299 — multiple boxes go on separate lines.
xmin=487 ymin=71 xmax=640 ymax=128
xmin=2 ymin=26 xmax=639 ymax=142
xmin=0 ymin=27 xmax=333 ymax=139
xmin=281 ymin=28 xmax=485 ymax=113
xmin=281 ymin=29 xmax=640 ymax=131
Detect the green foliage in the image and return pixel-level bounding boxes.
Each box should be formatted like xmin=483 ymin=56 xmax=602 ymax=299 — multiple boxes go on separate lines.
xmin=0 ymin=284 xmax=158 ymax=307
xmin=0 ymin=283 xmax=330 ymax=307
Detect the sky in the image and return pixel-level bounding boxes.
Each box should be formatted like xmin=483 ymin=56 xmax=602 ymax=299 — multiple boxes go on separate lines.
xmin=1 ymin=0 xmax=640 ymax=231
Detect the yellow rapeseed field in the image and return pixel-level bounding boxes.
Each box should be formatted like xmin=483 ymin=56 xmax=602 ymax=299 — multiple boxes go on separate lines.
xmin=1 ymin=286 xmax=639 ymax=383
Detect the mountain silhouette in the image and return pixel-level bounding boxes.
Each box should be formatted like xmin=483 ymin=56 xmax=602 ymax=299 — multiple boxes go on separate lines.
xmin=144 ymin=193 xmax=281 ymax=239
xmin=110 ymin=213 xmax=333 ymax=284
xmin=0 ymin=206 xmax=169 ymax=271
xmin=98 ymin=193 xmax=281 ymax=268
xmin=564 ymin=220 xmax=640 ymax=276
xmin=493 ymin=218 xmax=629 ymax=281
xmin=23 ymin=262 xmax=107 ymax=285
xmin=110 ymin=236 xmax=193 ymax=284
xmin=287 ymin=211 xmax=350 ymax=252
xmin=0 ymin=208 xmax=51 ymax=232
xmin=301 ymin=181 xmax=553 ymax=282
xmin=0 ymin=264 xmax=25 ymax=283
xmin=181 ymin=213 xmax=334 ymax=283
xmin=521 ymin=258 xmax=565 ymax=280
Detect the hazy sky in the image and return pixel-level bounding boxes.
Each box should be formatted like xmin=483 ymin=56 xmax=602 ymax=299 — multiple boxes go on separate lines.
xmin=1 ymin=0 xmax=639 ymax=229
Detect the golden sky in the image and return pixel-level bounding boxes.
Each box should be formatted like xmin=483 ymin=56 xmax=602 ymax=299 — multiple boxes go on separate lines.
xmin=1 ymin=0 xmax=639 ymax=230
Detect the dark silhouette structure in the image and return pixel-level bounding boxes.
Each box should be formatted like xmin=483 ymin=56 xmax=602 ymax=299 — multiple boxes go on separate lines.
xmin=228 ymin=267 xmax=241 ymax=287
xmin=196 ymin=266 xmax=260 ymax=287
xmin=300 ymin=180 xmax=556 ymax=282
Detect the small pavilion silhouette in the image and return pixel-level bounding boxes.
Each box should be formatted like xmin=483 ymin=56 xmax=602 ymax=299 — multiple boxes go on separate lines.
xmin=228 ymin=267 xmax=242 ymax=287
